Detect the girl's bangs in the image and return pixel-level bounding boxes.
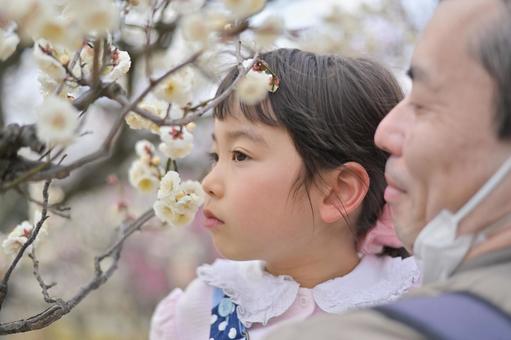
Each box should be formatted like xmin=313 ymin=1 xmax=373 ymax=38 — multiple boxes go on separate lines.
xmin=213 ymin=91 xmax=280 ymax=127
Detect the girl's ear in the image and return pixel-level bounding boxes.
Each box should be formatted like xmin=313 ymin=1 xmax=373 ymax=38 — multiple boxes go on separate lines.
xmin=318 ymin=162 xmax=370 ymax=224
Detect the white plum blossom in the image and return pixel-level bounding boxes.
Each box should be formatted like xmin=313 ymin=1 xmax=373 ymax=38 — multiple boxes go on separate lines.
xmin=125 ymin=112 xmax=158 ymax=133
xmin=157 ymin=171 xmax=181 ymax=199
xmin=252 ymin=15 xmax=284 ymax=49
xmin=125 ymin=98 xmax=168 ymax=134
xmin=180 ymin=13 xmax=211 ymax=47
xmin=153 ymin=73 xmax=193 ymax=106
xmin=32 ymin=39 xmax=78 ymax=98
xmin=153 ymin=171 xmax=205 ymax=227
xmin=128 ymin=139 xmax=162 ymax=194
xmin=67 ymin=0 xmax=120 ymax=36
xmin=0 ymin=28 xmax=20 ymax=61
xmin=33 ymin=40 xmax=67 ymax=82
xmin=132 ymin=173 xmax=160 ymax=194
xmin=36 ymin=95 xmax=79 ymax=146
xmin=128 ymin=159 xmax=161 ymax=193
xmin=2 ymin=213 xmax=50 ymax=256
xmin=135 ymin=139 xmax=156 ymax=160
xmin=236 ymin=68 xmax=271 ymax=105
xmin=203 ymin=9 xmax=230 ymax=32
xmin=37 ymin=73 xmax=60 ymax=97
xmin=33 ymin=14 xmax=81 ymax=50
xmin=82 ymin=1 xmax=120 ymax=34
xmin=0 ymin=0 xmax=39 ymax=22
xmin=159 ymin=125 xmax=194 ymax=159
xmin=73 ymin=44 xmax=131 ymax=83
xmin=102 ymin=50 xmax=132 ymax=82
xmin=185 ymin=121 xmax=196 ymax=133
xmin=2 ymin=221 xmax=33 ymax=256
xmin=174 ymin=180 xmax=205 ymax=214
xmin=153 ymin=199 xmax=194 ymax=227
xmin=222 ymin=0 xmax=266 ymax=19
xmin=37 ymin=72 xmax=78 ymax=98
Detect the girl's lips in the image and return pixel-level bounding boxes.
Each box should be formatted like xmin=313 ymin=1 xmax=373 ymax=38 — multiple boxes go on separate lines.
xmin=203 ymin=209 xmax=224 ymax=229
xmin=204 ymin=217 xmax=223 ymax=229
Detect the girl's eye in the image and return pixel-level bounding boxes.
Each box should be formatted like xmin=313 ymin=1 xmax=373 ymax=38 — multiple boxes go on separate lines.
xmin=232 ymin=150 xmax=249 ymax=162
xmin=208 ymin=152 xmax=218 ymax=163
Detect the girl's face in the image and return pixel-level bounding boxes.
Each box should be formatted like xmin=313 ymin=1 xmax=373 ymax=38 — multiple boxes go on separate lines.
xmin=202 ymin=114 xmax=320 ymax=263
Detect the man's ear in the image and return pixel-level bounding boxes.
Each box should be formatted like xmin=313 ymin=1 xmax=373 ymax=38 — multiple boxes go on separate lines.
xmin=318 ymin=162 xmax=370 ymax=224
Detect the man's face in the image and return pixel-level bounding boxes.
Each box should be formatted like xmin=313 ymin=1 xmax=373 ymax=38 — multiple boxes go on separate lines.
xmin=374 ymin=0 xmax=511 ymax=251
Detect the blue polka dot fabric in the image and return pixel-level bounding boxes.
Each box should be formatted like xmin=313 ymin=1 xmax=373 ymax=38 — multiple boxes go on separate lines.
xmin=209 ymin=294 xmax=248 ymax=340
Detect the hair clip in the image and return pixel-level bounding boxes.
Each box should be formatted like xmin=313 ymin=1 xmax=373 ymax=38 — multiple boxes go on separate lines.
xmin=242 ymin=58 xmax=280 ymax=93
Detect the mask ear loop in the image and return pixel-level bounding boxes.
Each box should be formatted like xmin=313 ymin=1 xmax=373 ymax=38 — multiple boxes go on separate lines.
xmin=453 ymin=156 xmax=511 ymax=225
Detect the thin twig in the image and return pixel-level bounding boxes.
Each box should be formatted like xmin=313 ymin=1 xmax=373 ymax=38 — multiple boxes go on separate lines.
xmin=111 ymin=53 xmax=258 ymax=127
xmin=13 ymin=187 xmax=70 ymax=219
xmin=0 ymin=179 xmax=52 ymax=309
xmin=56 ymin=46 xmax=86 ymax=95
xmin=97 ymin=209 xmax=154 ymax=263
xmin=29 ymin=248 xmax=58 ymax=304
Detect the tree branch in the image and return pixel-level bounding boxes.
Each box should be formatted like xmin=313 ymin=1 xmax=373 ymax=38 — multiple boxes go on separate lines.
xmin=0 ymin=179 xmax=52 ymax=309
xmin=0 ymin=208 xmax=155 ymax=334
xmin=0 ymin=124 xmax=45 ymax=159
xmin=28 ymin=52 xmax=201 ymax=180
xmin=110 ymin=53 xmax=258 ymax=127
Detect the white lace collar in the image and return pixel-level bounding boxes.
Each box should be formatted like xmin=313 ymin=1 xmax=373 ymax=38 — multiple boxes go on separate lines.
xmin=197 ymin=255 xmax=420 ymax=327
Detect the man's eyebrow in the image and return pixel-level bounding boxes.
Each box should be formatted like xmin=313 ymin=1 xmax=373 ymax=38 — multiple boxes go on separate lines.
xmin=406 ymin=67 xmax=415 ymax=80
xmin=407 ymin=65 xmax=433 ymax=87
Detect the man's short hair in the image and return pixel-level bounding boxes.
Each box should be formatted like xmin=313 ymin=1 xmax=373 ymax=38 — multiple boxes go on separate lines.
xmin=472 ymin=0 xmax=511 ymax=139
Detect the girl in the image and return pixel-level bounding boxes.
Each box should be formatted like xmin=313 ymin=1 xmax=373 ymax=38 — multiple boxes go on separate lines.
xmin=150 ymin=48 xmax=420 ymax=340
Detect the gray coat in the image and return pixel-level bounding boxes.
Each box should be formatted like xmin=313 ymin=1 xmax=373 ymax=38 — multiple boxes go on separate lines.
xmin=265 ymin=247 xmax=511 ymax=340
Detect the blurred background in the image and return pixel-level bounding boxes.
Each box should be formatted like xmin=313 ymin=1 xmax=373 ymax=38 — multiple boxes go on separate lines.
xmin=0 ymin=0 xmax=436 ymax=338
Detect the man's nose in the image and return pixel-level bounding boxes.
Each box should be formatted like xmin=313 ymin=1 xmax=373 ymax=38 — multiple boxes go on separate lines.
xmin=374 ymin=97 xmax=410 ymax=157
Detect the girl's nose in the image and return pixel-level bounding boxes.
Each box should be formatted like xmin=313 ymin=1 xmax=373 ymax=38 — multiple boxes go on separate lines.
xmin=201 ymin=166 xmax=224 ymax=198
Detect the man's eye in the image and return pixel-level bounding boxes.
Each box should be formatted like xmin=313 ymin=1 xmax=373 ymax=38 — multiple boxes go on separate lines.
xmin=208 ymin=152 xmax=218 ymax=163
xmin=232 ymin=151 xmax=249 ymax=162
xmin=411 ymin=102 xmax=427 ymax=114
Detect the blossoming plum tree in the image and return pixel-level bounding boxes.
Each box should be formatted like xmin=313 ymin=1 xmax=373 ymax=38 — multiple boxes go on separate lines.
xmin=0 ymin=0 xmax=420 ymax=334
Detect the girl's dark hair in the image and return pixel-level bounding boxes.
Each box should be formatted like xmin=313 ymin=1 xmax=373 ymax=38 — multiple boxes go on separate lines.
xmin=214 ymin=48 xmax=407 ymax=256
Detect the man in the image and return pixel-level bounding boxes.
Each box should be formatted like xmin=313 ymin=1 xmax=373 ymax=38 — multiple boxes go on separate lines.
xmin=266 ymin=0 xmax=511 ymax=338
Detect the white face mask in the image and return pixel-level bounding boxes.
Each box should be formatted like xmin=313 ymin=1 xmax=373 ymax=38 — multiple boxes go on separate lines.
xmin=413 ymin=155 xmax=511 ymax=284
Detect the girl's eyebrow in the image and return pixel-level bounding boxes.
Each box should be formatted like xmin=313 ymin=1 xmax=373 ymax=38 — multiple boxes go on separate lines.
xmin=212 ymin=129 xmax=268 ymax=147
